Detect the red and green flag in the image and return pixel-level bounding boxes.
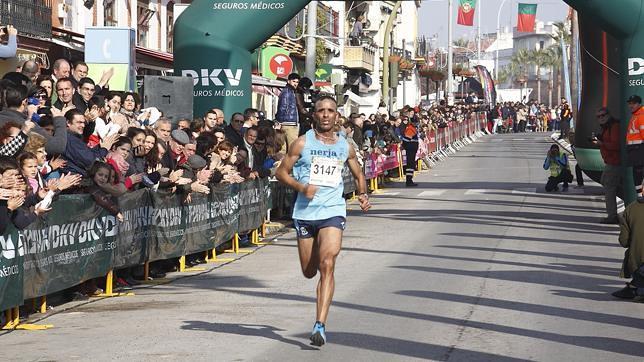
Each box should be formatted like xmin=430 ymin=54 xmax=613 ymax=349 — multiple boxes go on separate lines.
xmin=457 ymin=0 xmax=477 ymax=27
xmin=517 ymin=3 xmax=538 ymax=32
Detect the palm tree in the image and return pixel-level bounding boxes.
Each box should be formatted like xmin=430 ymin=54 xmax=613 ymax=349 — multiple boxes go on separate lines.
xmin=545 ymin=46 xmax=563 ymax=107
xmin=498 ymin=62 xmax=520 ymax=88
xmin=550 ymin=20 xmax=571 ymax=103
xmin=527 ymin=48 xmax=550 ymax=104
xmin=453 ymin=38 xmax=470 ymax=48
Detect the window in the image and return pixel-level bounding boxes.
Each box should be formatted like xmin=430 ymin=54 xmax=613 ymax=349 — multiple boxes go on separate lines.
xmin=104 ymin=0 xmax=117 ymax=26
xmin=137 ymin=0 xmax=155 ymax=47
xmin=167 ymin=1 xmax=174 ymax=52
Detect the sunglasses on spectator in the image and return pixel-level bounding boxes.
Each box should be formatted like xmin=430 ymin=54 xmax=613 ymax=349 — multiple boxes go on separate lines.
xmin=233 ymin=119 xmax=244 ymax=123
xmin=36 ymin=94 xmax=47 ymax=99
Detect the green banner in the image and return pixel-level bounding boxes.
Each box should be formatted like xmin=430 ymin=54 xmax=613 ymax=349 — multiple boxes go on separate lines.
xmin=148 ymin=191 xmax=187 ymax=262
xmin=22 ymin=195 xmax=115 ymax=299
xmin=0 ymin=224 xmax=24 ymax=311
xmin=238 ymin=179 xmax=264 ymax=233
xmin=1 ymin=180 xmax=269 ymax=304
xmin=113 ymin=189 xmax=152 ymax=269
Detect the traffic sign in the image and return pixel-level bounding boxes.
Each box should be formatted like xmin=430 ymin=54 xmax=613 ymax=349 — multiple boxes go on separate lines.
xmin=269 ymin=54 xmax=293 ymax=78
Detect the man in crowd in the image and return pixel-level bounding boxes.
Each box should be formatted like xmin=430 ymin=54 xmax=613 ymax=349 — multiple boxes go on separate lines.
xmin=242 ymin=108 xmax=260 ymax=135
xmin=350 ymin=113 xmax=364 ymax=149
xmin=225 ymin=112 xmax=245 ymax=148
xmin=402 ymin=115 xmax=419 ymax=187
xmin=626 ymin=95 xmax=644 ymax=196
xmin=276 ymin=73 xmax=300 ymax=150
xmin=242 ymin=126 xmax=261 ymax=179
xmin=203 ymin=110 xmax=219 ymax=133
xmin=70 ymin=61 xmax=89 ymax=88
xmin=154 ymin=118 xmax=172 ymax=143
xmin=296 ymin=77 xmax=314 ymax=136
xmin=53 ymin=77 xmax=75 ymax=109
xmin=213 ymin=108 xmax=226 ymax=127
xmin=559 ymin=99 xmax=572 ymax=140
xmin=161 ymin=129 xmax=189 ymax=169
xmin=62 ymin=109 xmax=116 ymax=176
xmin=613 ymin=181 xmax=644 ymax=299
xmin=51 ymin=58 xmax=71 ymax=83
xmin=592 ymin=107 xmax=622 ymax=224
xmin=73 ymin=77 xmax=96 ymax=113
xmin=20 ymin=60 xmax=39 ymax=83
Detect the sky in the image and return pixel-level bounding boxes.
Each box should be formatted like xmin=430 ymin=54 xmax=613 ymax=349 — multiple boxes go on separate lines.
xmin=418 ymin=0 xmax=569 ymax=46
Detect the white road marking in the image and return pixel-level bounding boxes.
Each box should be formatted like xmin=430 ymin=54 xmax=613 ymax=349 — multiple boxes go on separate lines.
xmin=384 ymin=192 xmax=400 ymax=196
xmin=418 ymin=190 xmax=447 ymax=197
xmin=512 ymin=188 xmax=537 ymax=194
xmin=465 ymin=189 xmax=489 ymax=195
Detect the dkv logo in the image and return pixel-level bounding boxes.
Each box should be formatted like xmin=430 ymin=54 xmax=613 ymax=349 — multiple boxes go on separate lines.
xmin=628 ymin=58 xmax=644 ymax=76
xmin=182 ymin=69 xmax=243 ymax=87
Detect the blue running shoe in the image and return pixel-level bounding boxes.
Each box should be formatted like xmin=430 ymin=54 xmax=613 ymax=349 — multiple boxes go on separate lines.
xmin=310 ymin=321 xmax=327 ymax=346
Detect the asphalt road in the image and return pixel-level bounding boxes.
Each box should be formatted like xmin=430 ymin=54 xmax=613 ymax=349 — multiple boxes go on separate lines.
xmin=2 ymin=132 xmax=643 ymax=361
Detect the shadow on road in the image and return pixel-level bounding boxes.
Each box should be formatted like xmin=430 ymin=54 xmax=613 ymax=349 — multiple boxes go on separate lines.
xmin=441 ymin=232 xmax=617 ymax=248
xmin=211 ymin=288 xmax=644 ymax=358
xmin=432 ymin=245 xmax=621 ymax=264
xmin=290 ymin=331 xmax=529 ymax=361
xmin=395 ymin=290 xmax=644 ymax=329
xmin=181 ymin=321 xmax=318 ymax=351
xmin=392 ymin=265 xmax=618 ymax=293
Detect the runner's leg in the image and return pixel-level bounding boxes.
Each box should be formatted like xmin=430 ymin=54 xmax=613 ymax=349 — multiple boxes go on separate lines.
xmin=297 ymin=237 xmax=319 ymax=279
xmin=315 ymin=226 xmax=343 ymax=324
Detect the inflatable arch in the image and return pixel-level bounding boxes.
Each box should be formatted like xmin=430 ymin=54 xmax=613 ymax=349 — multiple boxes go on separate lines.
xmin=174 ymin=0 xmax=642 ymax=204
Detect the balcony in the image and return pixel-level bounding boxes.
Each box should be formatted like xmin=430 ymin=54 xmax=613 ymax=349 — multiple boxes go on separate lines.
xmin=0 ymin=0 xmax=52 ymax=39
xmin=344 ymin=45 xmax=375 ymax=73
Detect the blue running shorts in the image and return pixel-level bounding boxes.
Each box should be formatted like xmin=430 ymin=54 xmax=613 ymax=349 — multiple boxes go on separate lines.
xmin=293 ymin=216 xmax=346 ymax=239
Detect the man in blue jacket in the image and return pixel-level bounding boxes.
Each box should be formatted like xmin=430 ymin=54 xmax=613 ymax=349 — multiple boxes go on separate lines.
xmin=62 ymin=109 xmax=117 ymax=177
xmin=276 ymin=73 xmax=300 ymax=152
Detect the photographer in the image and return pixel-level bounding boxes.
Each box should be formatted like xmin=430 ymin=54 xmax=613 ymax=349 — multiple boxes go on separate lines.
xmin=543 ymin=144 xmax=573 ymax=192
xmin=592 ymin=107 xmax=622 ymax=224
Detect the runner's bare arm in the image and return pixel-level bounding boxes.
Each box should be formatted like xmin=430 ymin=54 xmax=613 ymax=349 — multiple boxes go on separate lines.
xmin=276 ymin=136 xmax=307 ymax=194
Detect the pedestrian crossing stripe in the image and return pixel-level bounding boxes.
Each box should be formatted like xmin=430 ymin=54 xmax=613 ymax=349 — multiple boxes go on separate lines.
xmin=512 ymin=188 xmax=537 ymax=194
xmin=417 ymin=190 xmax=447 ymax=197
xmin=464 ymin=189 xmax=489 ymax=195
xmin=384 ymin=192 xmax=400 ymax=196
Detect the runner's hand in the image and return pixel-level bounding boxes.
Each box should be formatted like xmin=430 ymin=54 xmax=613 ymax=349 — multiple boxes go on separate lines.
xmin=358 ymin=193 xmax=371 ymax=212
xmin=302 ymin=184 xmax=318 ymax=200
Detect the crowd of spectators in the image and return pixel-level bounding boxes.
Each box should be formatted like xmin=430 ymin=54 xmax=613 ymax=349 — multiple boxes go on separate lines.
xmin=488 ymin=98 xmax=572 ymax=136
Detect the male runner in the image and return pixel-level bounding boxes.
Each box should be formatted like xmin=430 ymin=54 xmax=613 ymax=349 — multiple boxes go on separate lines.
xmin=276 ymin=95 xmax=370 ymax=346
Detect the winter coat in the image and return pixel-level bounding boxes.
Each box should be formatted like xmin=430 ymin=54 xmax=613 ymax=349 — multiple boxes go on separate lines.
xmin=276 ymin=85 xmax=298 ymax=125
xmin=619 ymin=198 xmax=644 ymax=278
xmin=599 ymin=119 xmax=621 ymax=166
xmin=62 ymin=131 xmax=109 ymax=176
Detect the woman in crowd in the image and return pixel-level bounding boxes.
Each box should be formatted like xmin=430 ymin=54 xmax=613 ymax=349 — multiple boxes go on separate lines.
xmin=120 ymin=92 xmax=141 ymax=128
xmin=36 ymin=75 xmax=54 ymax=100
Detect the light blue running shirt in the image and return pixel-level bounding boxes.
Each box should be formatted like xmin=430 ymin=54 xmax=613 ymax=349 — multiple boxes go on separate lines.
xmin=292 ymin=129 xmax=349 ymax=220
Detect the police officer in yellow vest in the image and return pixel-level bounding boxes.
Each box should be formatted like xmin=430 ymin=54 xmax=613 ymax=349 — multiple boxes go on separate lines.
xmin=543 ymin=144 xmax=573 ymax=192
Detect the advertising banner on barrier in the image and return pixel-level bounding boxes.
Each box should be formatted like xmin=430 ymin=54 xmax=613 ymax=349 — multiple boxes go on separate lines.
xmin=0 ymin=180 xmax=273 ymax=304
xmin=148 ymin=191 xmax=185 ymax=262
xmin=342 ymin=165 xmax=356 ymax=194
xmin=0 ymin=224 xmax=24 ymax=311
xmin=238 ymin=179 xmax=264 ymax=233
xmin=22 ymin=195 xmax=115 ymax=299
xmin=382 ymin=145 xmax=400 ymax=170
xmin=113 ymin=189 xmax=151 ymax=269
xmin=183 ymin=191 xmax=216 ymax=255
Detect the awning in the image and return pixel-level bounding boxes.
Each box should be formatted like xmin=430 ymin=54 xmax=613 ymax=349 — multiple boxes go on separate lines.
xmin=343 ymin=90 xmax=372 ymax=107
xmin=252 ymin=74 xmax=286 ymax=87
xmin=136 ymin=46 xmax=173 ymax=70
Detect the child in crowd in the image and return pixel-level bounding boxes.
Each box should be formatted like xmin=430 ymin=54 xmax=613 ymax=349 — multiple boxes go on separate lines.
xmin=87 ymin=161 xmax=124 ymax=222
